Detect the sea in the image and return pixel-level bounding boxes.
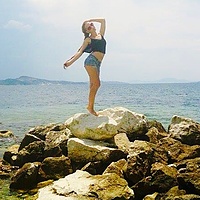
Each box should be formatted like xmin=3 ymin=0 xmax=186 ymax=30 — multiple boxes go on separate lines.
xmin=0 ymin=82 xmax=200 ymax=157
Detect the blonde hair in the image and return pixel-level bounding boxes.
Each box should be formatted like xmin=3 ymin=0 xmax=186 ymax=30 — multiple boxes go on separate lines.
xmin=82 ymin=22 xmax=89 ymax=39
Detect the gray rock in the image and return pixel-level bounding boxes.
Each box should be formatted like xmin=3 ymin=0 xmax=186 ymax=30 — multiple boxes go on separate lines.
xmin=65 ymin=107 xmax=148 ymax=141
xmin=67 ymin=138 xmax=126 ymax=165
xmin=169 ymin=115 xmax=200 ymax=145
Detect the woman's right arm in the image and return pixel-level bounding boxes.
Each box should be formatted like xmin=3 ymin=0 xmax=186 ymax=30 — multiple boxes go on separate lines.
xmin=63 ymin=38 xmax=90 ymax=68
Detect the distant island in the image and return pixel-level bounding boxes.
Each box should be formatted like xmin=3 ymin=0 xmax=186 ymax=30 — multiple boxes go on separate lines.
xmin=0 ymin=76 xmax=85 ymax=85
xmin=0 ymin=76 xmax=199 ymax=85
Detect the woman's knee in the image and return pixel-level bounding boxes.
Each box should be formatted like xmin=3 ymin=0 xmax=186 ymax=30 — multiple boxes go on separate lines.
xmin=91 ymin=81 xmax=100 ymax=90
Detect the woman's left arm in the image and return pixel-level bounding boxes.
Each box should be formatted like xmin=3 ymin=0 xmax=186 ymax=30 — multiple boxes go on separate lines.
xmin=86 ymin=18 xmax=106 ymax=36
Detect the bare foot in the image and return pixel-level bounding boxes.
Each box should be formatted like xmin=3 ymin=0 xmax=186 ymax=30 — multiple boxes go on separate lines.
xmin=87 ymin=106 xmax=98 ymax=116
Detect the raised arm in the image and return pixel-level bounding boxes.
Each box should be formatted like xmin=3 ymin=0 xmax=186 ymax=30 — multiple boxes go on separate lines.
xmin=86 ymin=18 xmax=106 ymax=36
xmin=63 ymin=37 xmax=90 ymax=68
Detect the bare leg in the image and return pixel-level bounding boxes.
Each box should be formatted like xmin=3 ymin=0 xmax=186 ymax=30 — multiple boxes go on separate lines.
xmin=85 ymin=66 xmax=100 ymax=116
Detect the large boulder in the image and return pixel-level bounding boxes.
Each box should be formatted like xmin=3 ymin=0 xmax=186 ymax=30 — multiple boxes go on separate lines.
xmin=38 ymin=156 xmax=73 ymax=181
xmin=10 ymin=162 xmax=41 ymax=190
xmin=176 ymin=158 xmax=200 ymax=195
xmin=67 ymin=138 xmax=126 ymax=171
xmin=65 ymin=107 xmax=148 ymax=140
xmin=126 ymin=140 xmax=169 ymax=184
xmin=168 ymin=115 xmax=200 ymax=145
xmin=15 ymin=141 xmax=45 ymax=167
xmin=158 ymin=137 xmax=200 ymax=162
xmin=132 ymin=162 xmax=178 ymax=200
xmin=37 ymin=170 xmax=134 ymax=200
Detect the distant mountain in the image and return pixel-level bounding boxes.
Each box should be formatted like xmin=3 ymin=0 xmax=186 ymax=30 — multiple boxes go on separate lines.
xmin=0 ymin=76 xmax=85 ymax=85
xmin=0 ymin=76 xmax=199 ymax=85
xmin=156 ymin=78 xmax=190 ymax=83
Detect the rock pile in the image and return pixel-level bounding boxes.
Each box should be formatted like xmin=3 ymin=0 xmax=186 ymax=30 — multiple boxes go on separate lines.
xmin=2 ymin=107 xmax=200 ymax=200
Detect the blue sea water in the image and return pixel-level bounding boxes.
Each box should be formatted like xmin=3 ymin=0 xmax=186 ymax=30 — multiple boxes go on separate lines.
xmin=0 ymin=82 xmax=200 ymax=156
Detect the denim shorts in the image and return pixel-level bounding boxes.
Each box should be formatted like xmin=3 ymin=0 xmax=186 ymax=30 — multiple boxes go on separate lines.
xmin=84 ymin=54 xmax=101 ymax=73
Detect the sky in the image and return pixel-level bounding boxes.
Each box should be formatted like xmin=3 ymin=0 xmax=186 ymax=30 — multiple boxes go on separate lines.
xmin=0 ymin=0 xmax=200 ymax=83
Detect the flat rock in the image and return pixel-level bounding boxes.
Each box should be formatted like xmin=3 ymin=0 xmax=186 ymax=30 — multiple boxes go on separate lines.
xmin=37 ymin=170 xmax=134 ymax=200
xmin=67 ymin=138 xmax=126 ymax=164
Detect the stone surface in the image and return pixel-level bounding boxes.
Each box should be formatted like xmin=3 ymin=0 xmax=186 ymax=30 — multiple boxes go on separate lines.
xmin=37 ymin=170 xmax=134 ymax=200
xmin=176 ymin=158 xmax=200 ymax=195
xmin=10 ymin=162 xmax=41 ymax=190
xmin=16 ymin=141 xmax=45 ymax=167
xmin=146 ymin=127 xmax=169 ymax=144
xmin=103 ymin=158 xmax=127 ymax=178
xmin=65 ymin=107 xmax=148 ymax=140
xmin=38 ymin=156 xmax=73 ymax=180
xmin=67 ymin=138 xmax=126 ymax=164
xmin=0 ymin=130 xmax=14 ymax=138
xmin=114 ymin=133 xmax=131 ymax=153
xmin=0 ymin=158 xmax=18 ymax=179
xmin=43 ymin=130 xmax=70 ymax=157
xmin=132 ymin=162 xmax=178 ymax=200
xmin=126 ymin=140 xmax=169 ymax=184
xmin=158 ymin=137 xmax=200 ymax=162
xmin=3 ymin=144 xmax=19 ymax=166
xmin=168 ymin=115 xmax=200 ymax=145
xmin=2 ymin=107 xmax=200 ymax=199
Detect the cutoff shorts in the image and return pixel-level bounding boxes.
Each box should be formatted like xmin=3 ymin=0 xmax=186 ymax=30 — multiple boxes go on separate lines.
xmin=84 ymin=54 xmax=101 ymax=73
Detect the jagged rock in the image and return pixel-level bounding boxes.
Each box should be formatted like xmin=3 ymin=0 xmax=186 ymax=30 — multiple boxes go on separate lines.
xmin=16 ymin=141 xmax=45 ymax=167
xmin=0 ymin=158 xmax=18 ymax=179
xmin=19 ymin=133 xmax=42 ymax=151
xmin=143 ymin=192 xmax=161 ymax=200
xmin=3 ymin=144 xmax=19 ymax=166
xmin=158 ymin=137 xmax=200 ymax=162
xmin=164 ymin=194 xmax=200 ymax=200
xmin=103 ymin=158 xmax=127 ymax=178
xmin=0 ymin=130 xmax=14 ymax=138
xmin=28 ymin=123 xmax=70 ymax=141
xmin=81 ymin=161 xmax=105 ymax=175
xmin=114 ymin=132 xmax=131 ymax=153
xmin=132 ymin=162 xmax=178 ymax=200
xmin=126 ymin=140 xmax=169 ymax=184
xmin=38 ymin=156 xmax=73 ymax=180
xmin=168 ymin=115 xmax=200 ymax=145
xmin=162 ymin=186 xmax=200 ymax=200
xmin=176 ymin=158 xmax=200 ymax=195
xmin=3 ymin=108 xmax=200 ymax=198
xmin=146 ymin=127 xmax=169 ymax=144
xmin=10 ymin=162 xmax=41 ymax=190
xmin=65 ymin=107 xmax=148 ymax=140
xmin=176 ymin=157 xmax=200 ymax=173
xmin=37 ymin=170 xmax=134 ymax=200
xmin=150 ymin=162 xmax=178 ymax=191
xmin=43 ymin=130 xmax=70 ymax=157
xmin=67 ymin=138 xmax=126 ymax=171
xmin=9 ymin=125 xmax=71 ymax=167
xmin=147 ymin=120 xmax=167 ymax=133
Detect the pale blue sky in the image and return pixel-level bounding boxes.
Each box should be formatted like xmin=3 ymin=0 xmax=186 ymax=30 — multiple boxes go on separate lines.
xmin=0 ymin=0 xmax=200 ymax=82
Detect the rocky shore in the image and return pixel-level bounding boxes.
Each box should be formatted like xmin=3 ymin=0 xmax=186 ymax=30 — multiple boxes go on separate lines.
xmin=1 ymin=107 xmax=200 ymax=200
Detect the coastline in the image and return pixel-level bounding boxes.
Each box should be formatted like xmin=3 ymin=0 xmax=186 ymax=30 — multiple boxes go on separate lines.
xmin=1 ymin=107 xmax=200 ymax=199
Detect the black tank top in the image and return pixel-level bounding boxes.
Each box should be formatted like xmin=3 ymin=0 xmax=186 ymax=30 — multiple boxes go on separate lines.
xmin=84 ymin=35 xmax=106 ymax=54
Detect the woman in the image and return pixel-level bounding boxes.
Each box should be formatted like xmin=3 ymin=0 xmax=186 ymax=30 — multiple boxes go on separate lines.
xmin=63 ymin=18 xmax=106 ymax=116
